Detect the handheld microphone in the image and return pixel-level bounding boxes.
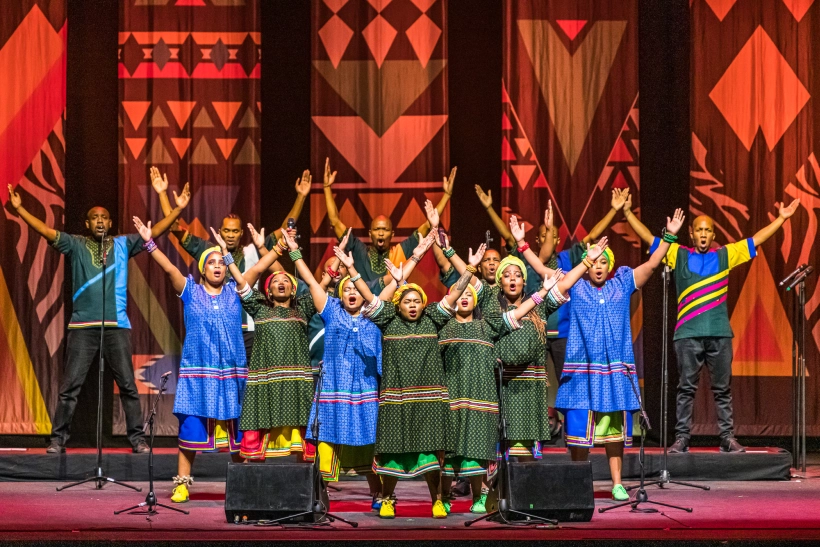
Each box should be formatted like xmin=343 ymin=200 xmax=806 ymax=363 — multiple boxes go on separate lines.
xmin=788 ymin=266 xmax=814 ymax=290
xmin=287 ymin=217 xmax=300 ymax=240
xmin=780 ymin=264 xmax=808 ymax=287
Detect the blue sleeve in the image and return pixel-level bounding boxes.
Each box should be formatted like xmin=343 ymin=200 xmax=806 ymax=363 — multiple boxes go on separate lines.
xmin=179 ymin=275 xmax=196 ymax=305
xmin=123 ymin=233 xmax=145 ymax=258
xmin=611 ymin=266 xmax=637 ymax=295
xmin=649 ymin=236 xmax=661 ymax=255
xmin=320 ymin=295 xmax=341 ymax=322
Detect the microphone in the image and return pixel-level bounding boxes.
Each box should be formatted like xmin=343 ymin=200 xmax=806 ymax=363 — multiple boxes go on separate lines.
xmin=287 ymin=217 xmax=300 ymax=240
xmin=161 ymin=370 xmax=173 ymax=378
xmin=788 ymin=266 xmax=814 ymax=290
xmin=100 ymin=228 xmax=109 ymax=267
xmin=780 ymin=264 xmax=808 ymax=287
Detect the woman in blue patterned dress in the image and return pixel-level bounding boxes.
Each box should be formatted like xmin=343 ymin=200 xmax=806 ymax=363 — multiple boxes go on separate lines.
xmin=555 ymin=209 xmax=684 ymax=501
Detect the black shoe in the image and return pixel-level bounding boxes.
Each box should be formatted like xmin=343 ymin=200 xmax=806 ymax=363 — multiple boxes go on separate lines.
xmin=46 ymin=439 xmax=65 ymax=454
xmin=132 ymin=440 xmax=150 ymax=454
xmin=668 ymin=437 xmax=689 ymax=453
xmin=720 ymin=437 xmax=746 ymax=453
xmin=451 ymin=478 xmax=470 ymax=497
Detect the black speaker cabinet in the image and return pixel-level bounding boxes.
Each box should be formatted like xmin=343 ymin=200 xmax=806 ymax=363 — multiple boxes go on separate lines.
xmin=224 ymin=461 xmax=319 ymax=523
xmin=486 ymin=460 xmax=595 ymax=522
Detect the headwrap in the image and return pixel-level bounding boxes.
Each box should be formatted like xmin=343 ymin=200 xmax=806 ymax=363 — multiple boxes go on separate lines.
xmin=392 ymin=283 xmax=427 ymax=307
xmin=336 ymin=275 xmax=352 ymax=296
xmin=448 ymin=281 xmax=478 ymax=305
xmin=582 ymin=247 xmax=615 ymax=272
xmin=198 ymin=246 xmax=223 ymax=274
xmin=496 ymin=255 xmax=528 ymax=285
xmin=264 ymin=271 xmax=298 ymax=298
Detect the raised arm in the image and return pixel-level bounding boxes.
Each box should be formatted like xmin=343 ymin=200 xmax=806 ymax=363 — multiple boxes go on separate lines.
xmin=281 ymin=230 xmax=328 ymax=312
xmin=539 ymin=200 xmax=556 ymax=262
xmin=237 ymin=231 xmax=286 ymax=288
xmin=475 ymin=185 xmax=514 ymax=243
xmin=136 ymin=216 xmax=186 ymax=293
xmin=510 ymin=215 xmax=555 ymax=278
xmin=556 ymin=236 xmax=609 ymax=295
xmin=323 ymin=158 xmax=347 ymax=239
xmin=273 ymin=170 xmax=312 ymax=240
xmin=418 ymin=167 xmax=455 ymax=237
xmin=7 ymin=184 xmax=58 ymax=242
xmin=150 ymin=167 xmax=186 ymax=238
xmin=508 ymin=269 xmax=565 ymax=321
xmin=634 ymin=209 xmax=685 ymax=288
xmin=583 ymin=188 xmax=628 ymax=244
xmin=210 ymin=227 xmax=250 ymax=291
xmin=752 ymin=199 xmax=800 ymax=247
xmin=442 ymin=244 xmax=485 ymax=308
xmin=622 ymin=192 xmax=654 ymax=246
xmin=335 ymin=247 xmax=397 ymax=303
xmin=150 ymin=182 xmax=190 ymax=239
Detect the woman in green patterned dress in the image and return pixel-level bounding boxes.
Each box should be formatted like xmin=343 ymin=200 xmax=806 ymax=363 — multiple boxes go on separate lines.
xmin=336 ymin=243 xmax=486 ymax=519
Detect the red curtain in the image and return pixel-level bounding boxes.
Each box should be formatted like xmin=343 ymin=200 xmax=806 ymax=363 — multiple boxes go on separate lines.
xmin=0 ymin=1 xmax=66 ymax=435
xmin=690 ymin=0 xmax=818 ymax=436
xmin=310 ymin=0 xmax=449 ymax=299
xmin=117 ymin=0 xmax=260 ymax=436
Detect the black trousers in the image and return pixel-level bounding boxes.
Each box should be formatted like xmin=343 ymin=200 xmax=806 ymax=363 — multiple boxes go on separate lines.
xmin=243 ymin=330 xmax=255 ymax=361
xmin=50 ymin=328 xmax=144 ymax=447
xmin=547 ymin=337 xmax=567 ymax=382
xmin=673 ymin=336 xmax=735 ymax=440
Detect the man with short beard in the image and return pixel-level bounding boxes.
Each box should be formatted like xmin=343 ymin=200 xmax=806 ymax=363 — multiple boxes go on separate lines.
xmin=623 ymin=196 xmax=800 ymax=453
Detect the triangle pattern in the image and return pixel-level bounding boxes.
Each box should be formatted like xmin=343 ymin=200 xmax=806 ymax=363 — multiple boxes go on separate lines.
xmin=405 ymin=14 xmax=441 ymax=68
xmin=318 ymin=14 xmax=354 ymax=68
xmin=191 ymin=136 xmax=218 ymax=165
xmin=781 ymin=0 xmax=815 ymax=22
xmin=359 ymin=192 xmax=403 ymax=222
xmin=501 ymin=137 xmax=517 ymax=160
xmin=122 ymin=101 xmax=152 ymax=130
xmin=193 ymin=108 xmax=214 ymax=128
xmin=397 ymin=197 xmax=426 ymax=228
xmin=514 ymin=137 xmax=530 ymax=157
xmin=339 ymin=198 xmax=365 ymax=229
xmin=214 ymin=138 xmax=238 ymax=159
xmin=145 ymin=136 xmax=173 ymax=164
xmin=511 ymin=164 xmax=536 ymax=190
xmin=211 ymin=101 xmax=243 ymax=130
xmin=235 ymin=137 xmax=261 ymax=165
xmin=704 ymin=0 xmax=738 ymax=21
xmin=170 ymin=137 xmax=192 ymax=157
xmin=608 ymin=138 xmax=633 ymax=162
xmin=556 ymin=20 xmax=587 ymax=41
xmin=533 ymin=173 xmax=548 ymax=188
xmin=176 ymin=0 xmax=206 ymax=5
xmin=119 ymin=143 xmax=128 ymax=164
xmin=310 ymin=192 xmax=329 ymax=234
xmin=501 ymin=170 xmax=513 ymax=188
xmin=730 ymin=253 xmax=796 ymax=376
xmin=502 ymin=112 xmax=513 ymax=130
xmin=125 ymin=137 xmax=147 ymax=159
xmin=361 ymin=14 xmax=397 ymax=68
xmin=166 ymin=101 xmax=197 ymax=129
xmin=148 ymin=107 xmax=170 ymax=128
xmin=238 ymin=107 xmax=259 ymax=128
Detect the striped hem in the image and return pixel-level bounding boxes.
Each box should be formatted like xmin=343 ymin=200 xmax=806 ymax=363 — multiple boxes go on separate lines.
xmin=380 ymin=386 xmax=449 ymax=404
xmin=448 ymin=398 xmax=499 ymax=413
xmin=438 ymin=338 xmax=494 ymax=348
xmin=68 ymin=321 xmax=119 ymax=329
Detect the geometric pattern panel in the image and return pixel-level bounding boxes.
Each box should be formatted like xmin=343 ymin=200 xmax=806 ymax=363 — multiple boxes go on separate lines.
xmin=118 ymin=0 xmax=260 ymax=436
xmin=311 ymin=0 xmax=449 ymax=300
xmin=690 ymin=0 xmax=818 ymax=436
xmin=0 ymin=2 xmax=67 ymax=435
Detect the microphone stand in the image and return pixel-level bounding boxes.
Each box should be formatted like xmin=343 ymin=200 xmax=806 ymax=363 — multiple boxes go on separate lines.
xmin=115 ymin=373 xmax=187 ymax=516
xmin=465 ymin=360 xmax=557 ymax=527
xmin=784 ymin=265 xmax=812 ymax=473
xmin=59 ymin=231 xmax=140 ymax=493
xmin=627 ymin=265 xmax=708 ymax=493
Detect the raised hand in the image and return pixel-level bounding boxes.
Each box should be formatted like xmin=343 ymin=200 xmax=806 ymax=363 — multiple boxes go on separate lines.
xmin=667 ymin=208 xmax=685 ymax=235
xmin=543 ymin=268 xmax=564 ymax=293
xmin=281 ymin=229 xmax=299 ymax=251
xmin=433 ymin=227 xmax=449 ymax=249
xmin=544 ymin=200 xmax=554 ymax=230
xmin=467 ymin=243 xmax=487 ymax=267
xmin=385 ymin=258 xmax=403 ymax=283
xmin=173 ymin=182 xmax=191 ymax=209
xmin=777 ymin=198 xmax=800 ymax=219
xmin=334 ymin=246 xmax=354 ymax=269
xmin=424 ymin=199 xmax=440 ymax=229
xmin=209 ymin=226 xmax=228 ymax=252
xmin=150 ymin=166 xmax=169 ymax=194
xmin=443 ymin=166 xmax=456 ymax=196
xmin=623 ymin=192 xmax=633 ymax=215
xmin=7 ymin=184 xmax=21 ymax=210
xmin=611 ymin=188 xmax=629 ymax=211
xmin=586 ymin=236 xmax=609 ymax=262
xmin=338 ymin=229 xmax=350 ymax=252
xmin=323 ymin=157 xmax=337 ymax=188
xmin=295 ymin=169 xmax=311 ymax=197
xmin=475 ymin=185 xmax=493 ymax=209
xmin=247 ymin=223 xmax=266 ymax=248
xmin=414 ymin=231 xmax=435 ymax=259
xmin=133 ymin=216 xmax=153 ymax=242
xmin=509 ymin=215 xmax=526 ymax=243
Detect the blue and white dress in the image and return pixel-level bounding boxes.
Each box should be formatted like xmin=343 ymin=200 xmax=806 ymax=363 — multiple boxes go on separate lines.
xmin=174 ymin=276 xmax=247 ymax=452
xmin=555 ymin=266 xmax=640 ymax=447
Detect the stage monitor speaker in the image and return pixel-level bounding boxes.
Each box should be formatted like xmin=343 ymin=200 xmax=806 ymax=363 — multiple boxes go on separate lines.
xmin=224 ymin=461 xmax=318 ymax=523
xmin=487 ymin=460 xmax=594 ymax=522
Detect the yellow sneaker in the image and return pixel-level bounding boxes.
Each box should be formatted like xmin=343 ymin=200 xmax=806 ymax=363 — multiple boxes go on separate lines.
xmin=432 ymin=499 xmax=447 ymax=518
xmin=379 ymin=498 xmax=395 ymax=519
xmin=171 ymin=483 xmax=189 ymax=503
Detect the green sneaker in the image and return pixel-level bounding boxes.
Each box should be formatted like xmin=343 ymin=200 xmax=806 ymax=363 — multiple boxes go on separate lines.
xmin=611 ymin=484 xmax=629 ymax=501
xmin=470 ymin=493 xmax=488 ymax=514
xmin=443 ymin=500 xmax=451 ymax=514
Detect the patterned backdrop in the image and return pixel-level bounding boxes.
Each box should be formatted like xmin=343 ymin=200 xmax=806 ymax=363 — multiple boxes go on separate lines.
xmin=0 ymin=1 xmax=66 ymax=435
xmin=690 ymin=0 xmax=818 ymax=435
xmin=310 ymin=0 xmax=449 ymax=299
xmin=502 ymin=0 xmax=644 ymax=397
xmin=117 ymin=0 xmax=260 ymax=436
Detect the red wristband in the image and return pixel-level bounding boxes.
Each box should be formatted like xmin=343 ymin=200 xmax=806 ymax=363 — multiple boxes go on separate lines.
xmin=327 ymin=266 xmax=340 ymax=279
xmin=517 ymin=242 xmax=530 ymax=253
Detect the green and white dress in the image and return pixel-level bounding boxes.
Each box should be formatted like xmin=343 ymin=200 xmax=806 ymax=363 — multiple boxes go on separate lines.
xmin=363 ymin=299 xmax=452 ymax=477
xmin=238 ymin=290 xmax=316 ymax=460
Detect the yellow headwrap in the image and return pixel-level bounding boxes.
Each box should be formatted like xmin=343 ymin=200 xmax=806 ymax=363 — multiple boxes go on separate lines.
xmin=448 ymin=282 xmax=478 ymax=305
xmin=264 ymin=271 xmax=298 ymax=298
xmin=198 ymin=247 xmax=223 ymax=274
xmin=392 ymin=283 xmax=428 ymax=307
xmin=496 ymin=255 xmax=528 ymax=285
xmin=336 ymin=275 xmax=352 ymax=296
xmin=583 ymin=248 xmax=615 ymax=272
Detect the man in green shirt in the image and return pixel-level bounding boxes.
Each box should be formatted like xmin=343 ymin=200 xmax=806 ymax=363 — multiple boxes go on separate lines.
xmin=6 ymin=182 xmax=190 ymax=454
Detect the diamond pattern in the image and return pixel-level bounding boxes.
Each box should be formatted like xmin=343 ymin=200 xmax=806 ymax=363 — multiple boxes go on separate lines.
xmin=152 ymin=38 xmax=171 ymax=70
xmin=323 ymin=0 xmax=348 ymax=13
xmin=362 ymin=14 xmax=397 ymax=68
xmin=405 ymin=13 xmax=441 ymax=68
xmin=410 ymin=0 xmax=436 ymax=13
xmin=178 ymin=33 xmax=203 ymax=76
xmin=121 ymin=33 xmax=144 ymax=76
xmin=319 ymin=14 xmax=354 ymax=68
xmin=210 ymin=38 xmax=229 ymax=71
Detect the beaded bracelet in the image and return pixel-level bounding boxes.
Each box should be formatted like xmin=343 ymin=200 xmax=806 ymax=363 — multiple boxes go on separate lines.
xmin=410 ymin=255 xmax=421 ymax=263
xmin=530 ymin=292 xmax=544 ymax=305
xmin=465 ymin=265 xmax=477 ymax=274
xmin=349 ymin=273 xmax=362 ymax=283
xmin=222 ymin=252 xmax=235 ymax=266
xmin=327 ymin=266 xmax=340 ymax=279
xmin=236 ymin=283 xmax=252 ymax=299
xmin=583 ymin=257 xmax=594 ymax=269
xmin=289 ymin=250 xmax=302 ymax=262
xmin=662 ymin=232 xmax=678 ymax=243
xmin=443 ymin=247 xmax=456 ymax=259
xmin=143 ymin=238 xmax=158 ymax=253
xmin=517 ymin=242 xmax=530 ymax=253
